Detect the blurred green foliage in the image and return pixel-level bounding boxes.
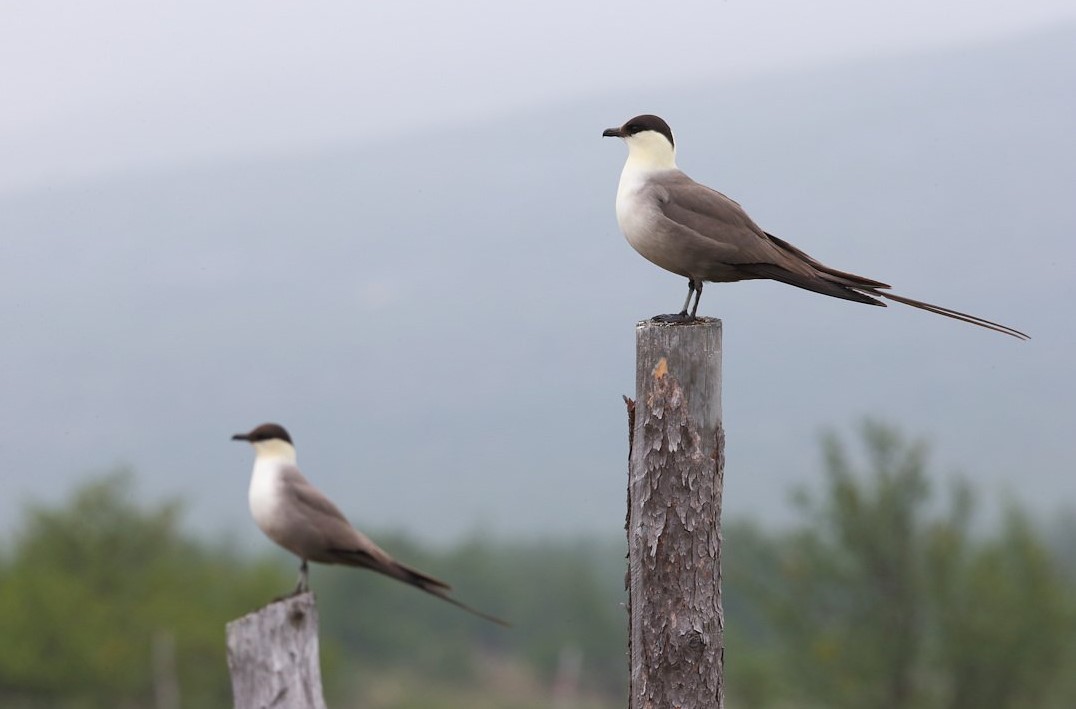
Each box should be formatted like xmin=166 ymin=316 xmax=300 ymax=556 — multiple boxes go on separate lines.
xmin=0 ymin=422 xmax=1074 ymax=708
xmin=0 ymin=471 xmax=289 ymax=708
xmin=727 ymin=420 xmax=1076 ymax=709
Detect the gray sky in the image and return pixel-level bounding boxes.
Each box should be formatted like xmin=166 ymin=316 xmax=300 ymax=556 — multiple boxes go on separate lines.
xmin=3 ymin=0 xmax=1075 ymax=192
xmin=1 ymin=2 xmax=1073 ymax=545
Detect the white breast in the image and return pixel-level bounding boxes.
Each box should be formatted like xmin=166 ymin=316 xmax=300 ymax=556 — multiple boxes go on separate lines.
xmin=614 ymin=162 xmax=647 ymax=224
xmin=248 ymin=458 xmax=285 ymax=536
xmin=614 ymin=164 xmax=693 ymax=277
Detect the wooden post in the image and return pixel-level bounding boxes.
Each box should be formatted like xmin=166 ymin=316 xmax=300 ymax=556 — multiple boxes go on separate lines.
xmin=226 ymin=592 xmax=328 ymax=709
xmin=626 ymin=319 xmax=724 ymax=709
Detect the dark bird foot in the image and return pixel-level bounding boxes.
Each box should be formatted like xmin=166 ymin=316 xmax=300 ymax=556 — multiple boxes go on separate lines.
xmin=272 ymin=560 xmax=311 ymax=602
xmin=650 ymin=312 xmax=697 ymax=324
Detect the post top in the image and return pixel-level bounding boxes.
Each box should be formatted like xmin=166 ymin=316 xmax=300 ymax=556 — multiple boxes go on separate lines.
xmin=636 ymin=317 xmax=722 ymax=329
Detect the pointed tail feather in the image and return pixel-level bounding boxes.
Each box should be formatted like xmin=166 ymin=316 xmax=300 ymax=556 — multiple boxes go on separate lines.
xmin=411 ymin=580 xmax=511 ymax=627
xmin=748 ymin=238 xmax=1029 ymax=339
xmin=391 ymin=559 xmax=511 ymax=627
xmin=333 ymin=548 xmax=509 ymax=626
xmin=877 ymin=291 xmax=1029 ymax=340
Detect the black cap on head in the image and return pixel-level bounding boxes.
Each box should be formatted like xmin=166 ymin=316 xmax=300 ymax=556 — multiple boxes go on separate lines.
xmin=602 ymin=114 xmax=674 ymax=147
xmin=231 ymin=423 xmax=293 ymax=444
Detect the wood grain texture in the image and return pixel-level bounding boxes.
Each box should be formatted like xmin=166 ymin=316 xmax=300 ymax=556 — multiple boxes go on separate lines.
xmin=226 ymin=592 xmax=327 ymax=709
xmin=628 ymin=318 xmax=724 ymax=709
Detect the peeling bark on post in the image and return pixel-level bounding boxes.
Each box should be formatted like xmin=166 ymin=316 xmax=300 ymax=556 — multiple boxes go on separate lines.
xmin=627 ymin=319 xmax=724 ymax=709
xmin=226 ymin=592 xmax=328 ymax=709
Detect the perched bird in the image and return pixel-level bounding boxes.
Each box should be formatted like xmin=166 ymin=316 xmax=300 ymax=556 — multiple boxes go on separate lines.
xmin=232 ymin=422 xmax=507 ymax=625
xmin=603 ymin=114 xmax=1028 ymax=339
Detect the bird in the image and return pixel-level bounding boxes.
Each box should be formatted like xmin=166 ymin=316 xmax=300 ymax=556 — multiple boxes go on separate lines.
xmin=602 ymin=114 xmax=1028 ymax=339
xmin=231 ymin=422 xmax=507 ymax=625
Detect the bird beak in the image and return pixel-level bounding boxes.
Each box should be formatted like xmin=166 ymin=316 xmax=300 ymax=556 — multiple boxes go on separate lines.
xmin=602 ymin=126 xmax=625 ymax=138
xmin=231 ymin=433 xmax=251 ymax=442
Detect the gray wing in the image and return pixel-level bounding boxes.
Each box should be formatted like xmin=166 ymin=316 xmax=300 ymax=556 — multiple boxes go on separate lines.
xmin=276 ymin=465 xmax=373 ymax=563
xmin=280 ymin=465 xmax=352 ymax=523
xmin=278 ymin=466 xmax=449 ymax=587
xmin=279 ymin=466 xmax=509 ymax=624
xmin=650 ymin=171 xmax=886 ymax=303
xmin=651 ymin=172 xmax=802 ymax=268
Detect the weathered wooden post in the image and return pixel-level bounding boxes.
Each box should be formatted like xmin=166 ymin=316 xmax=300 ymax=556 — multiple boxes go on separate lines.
xmin=226 ymin=592 xmax=327 ymax=709
xmin=626 ymin=319 xmax=724 ymax=709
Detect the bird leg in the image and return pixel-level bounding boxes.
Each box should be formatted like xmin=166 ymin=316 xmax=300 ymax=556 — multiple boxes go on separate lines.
xmin=681 ymin=279 xmax=696 ymax=315
xmin=690 ymin=280 xmax=703 ymax=317
xmin=293 ymin=559 xmax=310 ymax=595
xmin=652 ymin=279 xmax=701 ymax=323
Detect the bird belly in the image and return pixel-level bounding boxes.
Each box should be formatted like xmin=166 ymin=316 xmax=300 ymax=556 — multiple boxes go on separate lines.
xmin=248 ymin=465 xmax=296 ymax=552
xmin=614 ymin=166 xmax=706 ymax=279
xmin=616 ymin=196 xmax=694 ymax=278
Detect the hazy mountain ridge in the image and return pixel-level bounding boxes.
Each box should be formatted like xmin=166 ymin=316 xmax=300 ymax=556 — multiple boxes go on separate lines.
xmin=1 ymin=25 xmax=1073 ymax=542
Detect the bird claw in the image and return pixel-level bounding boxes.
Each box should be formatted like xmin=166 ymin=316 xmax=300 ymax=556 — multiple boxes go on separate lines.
xmin=650 ymin=312 xmax=697 ymax=324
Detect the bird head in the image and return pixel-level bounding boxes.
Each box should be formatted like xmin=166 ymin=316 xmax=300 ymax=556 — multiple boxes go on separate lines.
xmin=603 ymin=114 xmax=677 ymax=169
xmin=232 ymin=422 xmax=297 ymax=461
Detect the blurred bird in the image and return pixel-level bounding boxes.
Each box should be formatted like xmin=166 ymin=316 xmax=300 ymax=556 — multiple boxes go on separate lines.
xmin=232 ymin=422 xmax=507 ymax=625
xmin=603 ymin=114 xmax=1028 ymax=339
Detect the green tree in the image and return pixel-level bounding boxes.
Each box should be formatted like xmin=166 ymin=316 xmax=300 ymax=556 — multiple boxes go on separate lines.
xmin=315 ymin=534 xmax=628 ymax=704
xmin=0 ymin=471 xmax=287 ymax=709
xmin=742 ymin=421 xmax=1076 ymax=709
xmin=926 ymin=501 xmax=1072 ymax=708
